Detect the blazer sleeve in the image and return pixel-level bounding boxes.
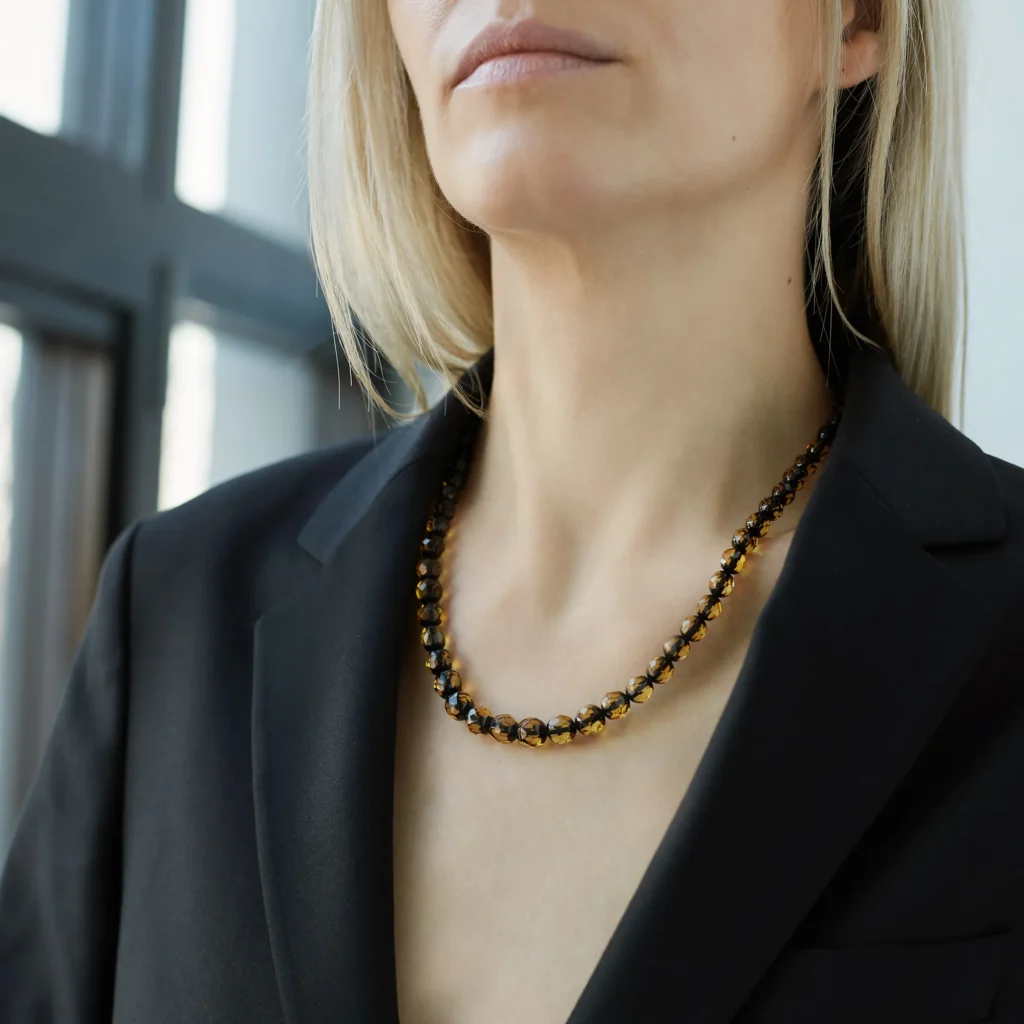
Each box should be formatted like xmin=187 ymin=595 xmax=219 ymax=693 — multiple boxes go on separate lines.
xmin=0 ymin=520 xmax=141 ymax=1023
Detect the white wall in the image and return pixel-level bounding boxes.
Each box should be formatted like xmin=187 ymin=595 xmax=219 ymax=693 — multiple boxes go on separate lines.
xmin=963 ymin=1 xmax=1024 ymax=467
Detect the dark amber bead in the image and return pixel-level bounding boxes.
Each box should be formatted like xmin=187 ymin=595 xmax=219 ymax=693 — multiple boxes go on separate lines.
xmin=681 ymin=616 xmax=708 ymax=642
xmin=663 ymin=635 xmax=691 ymax=661
xmin=417 ymin=578 xmax=443 ymax=603
xmin=466 ymin=705 xmax=493 ymax=735
xmin=420 ymin=627 xmax=446 ymax=651
xmin=805 ymin=442 xmax=822 ymax=461
xmin=720 ymin=548 xmax=747 ymax=573
xmin=601 ymin=691 xmax=630 ymax=720
xmin=425 ymin=515 xmax=451 ymax=536
xmin=426 ymin=648 xmax=453 ymax=674
xmin=445 ymin=471 xmax=465 ymax=490
xmin=708 ymin=570 xmax=736 ymax=597
xmin=490 ymin=713 xmax=520 ymax=743
xmin=575 ymin=704 xmax=606 ymax=736
xmin=440 ymin=484 xmax=459 ymax=502
xmin=421 ymin=535 xmax=445 ymax=557
xmin=417 ymin=558 xmax=442 ymax=579
xmin=758 ymin=498 xmax=785 ymax=521
xmin=627 ymin=675 xmax=654 ymax=703
xmin=647 ymin=657 xmax=674 ymax=683
xmin=436 ymin=499 xmax=457 ymax=519
xmin=698 ymin=595 xmax=722 ymax=620
xmin=745 ymin=515 xmax=771 ymax=538
xmin=418 ymin=603 xmax=442 ymax=625
xmin=445 ymin=690 xmax=473 ymax=719
xmin=433 ymin=669 xmax=461 ymax=698
xmin=518 ymin=717 xmax=548 ymax=746
xmin=731 ymin=529 xmax=753 ymax=551
xmin=546 ymin=715 xmax=577 ymax=744
xmin=783 ymin=466 xmax=806 ymax=490
xmin=772 ymin=484 xmax=795 ymax=507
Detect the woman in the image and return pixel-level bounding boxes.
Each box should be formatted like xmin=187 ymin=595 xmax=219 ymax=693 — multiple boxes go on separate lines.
xmin=2 ymin=0 xmax=1022 ymax=1021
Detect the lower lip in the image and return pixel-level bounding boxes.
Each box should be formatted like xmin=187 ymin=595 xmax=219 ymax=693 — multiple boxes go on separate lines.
xmin=455 ymin=51 xmax=611 ymax=90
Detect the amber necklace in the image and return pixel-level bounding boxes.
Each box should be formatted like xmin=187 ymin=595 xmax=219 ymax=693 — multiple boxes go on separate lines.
xmin=415 ymin=405 xmax=841 ymax=747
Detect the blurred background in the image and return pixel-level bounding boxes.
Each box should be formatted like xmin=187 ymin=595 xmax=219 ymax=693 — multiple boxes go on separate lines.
xmin=0 ymin=0 xmax=1021 ymax=858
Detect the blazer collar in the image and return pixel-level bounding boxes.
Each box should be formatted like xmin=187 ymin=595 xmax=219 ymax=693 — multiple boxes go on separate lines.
xmin=253 ymin=342 xmax=1007 ymax=1024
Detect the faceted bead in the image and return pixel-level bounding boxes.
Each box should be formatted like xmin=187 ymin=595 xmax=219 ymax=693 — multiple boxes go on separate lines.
xmin=420 ymin=535 xmax=445 ymax=557
xmin=417 ymin=558 xmax=442 ymax=579
xmin=681 ymin=616 xmax=708 ymax=642
xmin=420 ymin=627 xmax=446 ymax=651
xmin=575 ymin=704 xmax=606 ymax=736
xmin=708 ymin=570 xmax=736 ymax=597
xmin=490 ymin=713 xmax=520 ymax=743
xmin=425 ymin=515 xmax=451 ymax=536
xmin=817 ymin=426 xmax=833 ymax=445
xmin=601 ymin=691 xmax=630 ymax=720
xmin=647 ymin=657 xmax=674 ymax=683
xmin=805 ymin=442 xmax=822 ymax=461
xmin=426 ymin=648 xmax=453 ymax=674
xmin=759 ymin=498 xmax=785 ymax=521
xmin=445 ymin=690 xmax=473 ymax=719
xmin=731 ymin=529 xmax=753 ymax=552
xmin=466 ymin=706 xmax=493 ymax=735
xmin=745 ymin=515 xmax=771 ymax=539
xmin=698 ymin=594 xmax=723 ymax=620
xmin=663 ymin=635 xmax=691 ymax=661
xmin=440 ymin=484 xmax=459 ymax=502
xmin=721 ymin=548 xmax=748 ymax=573
xmin=772 ymin=484 xmax=795 ymax=507
xmin=546 ymin=715 xmax=577 ymax=744
xmin=416 ymin=578 xmax=443 ymax=603
xmin=436 ymin=500 xmax=457 ymax=519
xmin=627 ymin=675 xmax=655 ymax=703
xmin=517 ymin=717 xmax=548 ymax=746
xmin=417 ymin=603 xmax=442 ymax=626
xmin=783 ymin=466 xmax=806 ymax=490
xmin=433 ymin=669 xmax=461 ymax=698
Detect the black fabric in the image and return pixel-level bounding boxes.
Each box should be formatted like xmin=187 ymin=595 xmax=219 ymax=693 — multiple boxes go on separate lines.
xmin=1 ymin=342 xmax=1023 ymax=1023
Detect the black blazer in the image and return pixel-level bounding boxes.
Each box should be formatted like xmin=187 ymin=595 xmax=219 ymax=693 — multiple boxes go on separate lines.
xmin=2 ymin=342 xmax=1024 ymax=1024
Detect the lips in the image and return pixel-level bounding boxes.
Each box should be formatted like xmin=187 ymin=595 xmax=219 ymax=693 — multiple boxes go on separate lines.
xmin=450 ymin=18 xmax=618 ymax=89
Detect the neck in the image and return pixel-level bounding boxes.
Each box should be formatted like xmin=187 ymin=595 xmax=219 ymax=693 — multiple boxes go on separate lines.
xmin=460 ymin=176 xmax=835 ymax=620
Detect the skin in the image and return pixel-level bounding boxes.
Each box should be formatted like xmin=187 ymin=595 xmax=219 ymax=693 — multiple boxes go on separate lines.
xmin=388 ymin=2 xmax=882 ymax=1022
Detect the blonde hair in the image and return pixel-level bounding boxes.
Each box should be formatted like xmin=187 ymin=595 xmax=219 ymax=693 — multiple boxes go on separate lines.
xmin=308 ymin=0 xmax=966 ymax=421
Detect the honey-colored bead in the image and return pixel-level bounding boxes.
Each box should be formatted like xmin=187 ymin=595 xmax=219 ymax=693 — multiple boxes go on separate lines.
xmin=518 ymin=717 xmax=548 ymax=746
xmin=417 ymin=603 xmax=442 ymax=625
xmin=601 ymin=691 xmax=630 ymax=720
xmin=445 ymin=690 xmax=473 ymax=719
xmin=708 ymin=570 xmax=735 ymax=597
xmin=721 ymin=548 xmax=747 ymax=573
xmin=426 ymin=648 xmax=453 ymax=674
xmin=663 ymin=635 xmax=690 ymax=661
xmin=697 ymin=595 xmax=722 ymax=620
xmin=466 ymin=706 xmax=492 ymax=734
xmin=416 ymin=578 xmax=443 ymax=603
xmin=627 ymin=675 xmax=654 ymax=703
xmin=425 ymin=515 xmax=451 ymax=535
xmin=490 ymin=714 xmax=520 ymax=743
xmin=433 ymin=669 xmax=461 ymax=698
xmin=575 ymin=704 xmax=606 ymax=736
xmin=421 ymin=535 xmax=445 ymax=557
xmin=680 ymin=616 xmax=708 ymax=642
xmin=731 ymin=529 xmax=754 ymax=551
xmin=416 ymin=558 xmax=442 ymax=579
xmin=772 ymin=484 xmax=795 ymax=507
xmin=647 ymin=657 xmax=674 ymax=683
xmin=546 ymin=715 xmax=577 ymax=744
xmin=420 ymin=627 xmax=446 ymax=651
xmin=745 ymin=515 xmax=771 ymax=538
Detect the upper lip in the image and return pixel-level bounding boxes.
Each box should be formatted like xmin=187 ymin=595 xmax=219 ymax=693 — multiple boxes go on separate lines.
xmin=450 ymin=18 xmax=618 ymax=88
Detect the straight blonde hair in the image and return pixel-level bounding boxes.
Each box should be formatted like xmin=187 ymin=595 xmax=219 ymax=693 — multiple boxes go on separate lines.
xmin=308 ymin=0 xmax=966 ymax=421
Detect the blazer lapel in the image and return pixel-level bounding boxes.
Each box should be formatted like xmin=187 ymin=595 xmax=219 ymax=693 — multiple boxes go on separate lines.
xmin=567 ymin=345 xmax=1008 ymax=1024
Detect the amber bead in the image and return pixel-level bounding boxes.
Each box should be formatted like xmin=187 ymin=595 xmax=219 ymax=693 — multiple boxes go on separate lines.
xmin=698 ymin=595 xmax=723 ymax=620
xmin=758 ymin=498 xmax=785 ymax=522
xmin=440 ymin=484 xmax=459 ymax=502
xmin=421 ymin=535 xmax=445 ymax=558
xmin=745 ymin=515 xmax=771 ymax=539
xmin=783 ymin=466 xmax=806 ymax=490
xmin=772 ymin=484 xmax=795 ymax=508
xmin=416 ymin=578 xmax=443 ymax=603
xmin=731 ymin=529 xmax=754 ymax=552
xmin=434 ymin=669 xmax=461 ymax=698
xmin=418 ymin=603 xmax=442 ymax=626
xmin=490 ymin=714 xmax=520 ymax=743
xmin=420 ymin=626 xmax=446 ymax=651
xmin=721 ymin=548 xmax=747 ymax=573
xmin=445 ymin=690 xmax=473 ymax=719
xmin=663 ymin=635 xmax=690 ymax=662
xmin=627 ymin=675 xmax=654 ymax=703
xmin=576 ymin=704 xmax=606 ymax=736
xmin=417 ymin=558 xmax=442 ymax=579
xmin=601 ymin=691 xmax=630 ymax=720
xmin=647 ymin=657 xmax=674 ymax=684
xmin=708 ymin=570 xmax=735 ymax=598
xmin=680 ymin=616 xmax=707 ymax=642
xmin=425 ymin=515 xmax=451 ymax=536
xmin=436 ymin=499 xmax=457 ymax=519
xmin=546 ymin=715 xmax=577 ymax=744
xmin=426 ymin=648 xmax=453 ymax=674
xmin=518 ymin=717 xmax=548 ymax=746
xmin=466 ymin=706 xmax=493 ymax=735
